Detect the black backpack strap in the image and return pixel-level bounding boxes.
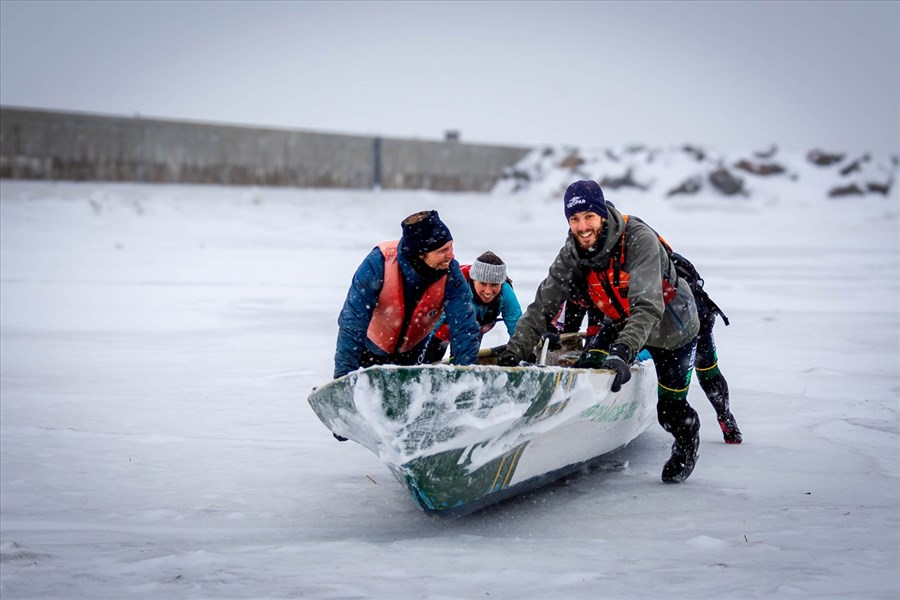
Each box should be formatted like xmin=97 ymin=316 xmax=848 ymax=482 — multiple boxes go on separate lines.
xmin=670 ymin=252 xmax=729 ymax=326
xmin=694 ymin=286 xmax=730 ymax=326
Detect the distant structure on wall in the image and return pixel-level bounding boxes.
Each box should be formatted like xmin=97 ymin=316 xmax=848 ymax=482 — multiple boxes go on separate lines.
xmin=0 ymin=106 xmax=531 ymax=192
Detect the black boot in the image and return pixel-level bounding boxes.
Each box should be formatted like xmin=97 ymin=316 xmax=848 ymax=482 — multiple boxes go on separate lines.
xmin=700 ymin=374 xmax=742 ymax=444
xmin=717 ymin=412 xmax=743 ymax=444
xmin=659 ymin=403 xmax=700 ymax=484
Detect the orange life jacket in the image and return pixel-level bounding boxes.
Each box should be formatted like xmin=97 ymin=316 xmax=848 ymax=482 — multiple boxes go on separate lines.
xmin=585 ymin=215 xmax=678 ymax=321
xmin=367 ymin=240 xmax=447 ymax=354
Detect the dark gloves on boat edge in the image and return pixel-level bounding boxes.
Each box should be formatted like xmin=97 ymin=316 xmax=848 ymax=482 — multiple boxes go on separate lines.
xmin=602 ymin=344 xmax=633 ymax=393
xmin=497 ymin=351 xmax=521 ymax=367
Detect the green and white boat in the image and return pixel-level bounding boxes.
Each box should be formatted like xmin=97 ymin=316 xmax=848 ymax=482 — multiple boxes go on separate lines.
xmin=307 ymin=348 xmax=657 ymax=516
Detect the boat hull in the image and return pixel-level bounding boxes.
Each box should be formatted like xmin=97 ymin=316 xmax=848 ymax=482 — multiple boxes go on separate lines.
xmin=307 ymin=362 xmax=656 ymax=516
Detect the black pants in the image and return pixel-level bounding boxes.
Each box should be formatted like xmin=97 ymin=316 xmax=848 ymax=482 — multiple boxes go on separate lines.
xmin=584 ymin=325 xmax=699 ymax=440
xmin=645 ymin=339 xmax=701 ymax=442
xmin=695 ymin=301 xmax=718 ymax=371
xmin=693 ymin=298 xmax=732 ymax=417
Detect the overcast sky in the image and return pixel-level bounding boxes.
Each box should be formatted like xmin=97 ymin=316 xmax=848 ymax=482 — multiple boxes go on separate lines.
xmin=1 ymin=1 xmax=898 ymax=154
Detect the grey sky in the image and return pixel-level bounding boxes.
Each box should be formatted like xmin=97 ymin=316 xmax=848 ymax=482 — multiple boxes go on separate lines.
xmin=1 ymin=0 xmax=897 ymax=154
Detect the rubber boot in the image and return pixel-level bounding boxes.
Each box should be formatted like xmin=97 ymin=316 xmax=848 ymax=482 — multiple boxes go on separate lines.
xmin=659 ymin=402 xmax=701 ymax=484
xmin=699 ymin=374 xmax=742 ymax=444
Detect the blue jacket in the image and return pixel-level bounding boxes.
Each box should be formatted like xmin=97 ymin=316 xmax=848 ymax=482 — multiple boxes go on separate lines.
xmin=334 ymin=244 xmax=481 ymax=378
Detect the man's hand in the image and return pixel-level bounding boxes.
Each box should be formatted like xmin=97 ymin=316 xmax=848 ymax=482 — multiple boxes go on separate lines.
xmin=543 ymin=331 xmax=562 ymax=351
xmin=497 ymin=351 xmax=521 ymax=367
xmin=602 ymin=344 xmax=633 ymax=393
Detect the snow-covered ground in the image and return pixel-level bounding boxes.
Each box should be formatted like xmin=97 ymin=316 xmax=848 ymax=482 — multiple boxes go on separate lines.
xmin=1 ymin=149 xmax=898 ymax=599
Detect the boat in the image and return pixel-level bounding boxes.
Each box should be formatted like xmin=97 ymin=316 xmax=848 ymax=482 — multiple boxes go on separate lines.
xmin=306 ymin=340 xmax=657 ymax=516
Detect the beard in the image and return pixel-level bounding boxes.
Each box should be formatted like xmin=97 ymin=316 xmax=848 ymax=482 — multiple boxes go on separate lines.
xmin=572 ymin=221 xmax=607 ymax=256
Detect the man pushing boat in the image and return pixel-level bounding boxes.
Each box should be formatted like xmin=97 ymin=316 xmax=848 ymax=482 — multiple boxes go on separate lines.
xmin=333 ymin=210 xmax=481 ymax=380
xmin=497 ymin=180 xmax=704 ymax=484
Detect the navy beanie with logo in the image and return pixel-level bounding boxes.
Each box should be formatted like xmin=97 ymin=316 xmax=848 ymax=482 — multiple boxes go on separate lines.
xmin=400 ymin=210 xmax=453 ymax=256
xmin=563 ymin=180 xmax=608 ymax=220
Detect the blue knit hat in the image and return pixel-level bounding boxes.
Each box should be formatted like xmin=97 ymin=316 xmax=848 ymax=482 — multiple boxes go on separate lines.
xmin=400 ymin=210 xmax=453 ymax=256
xmin=563 ymin=180 xmax=608 ymax=220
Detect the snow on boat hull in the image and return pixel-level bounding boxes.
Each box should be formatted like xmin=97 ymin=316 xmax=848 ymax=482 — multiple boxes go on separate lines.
xmin=307 ymin=362 xmax=656 ymax=516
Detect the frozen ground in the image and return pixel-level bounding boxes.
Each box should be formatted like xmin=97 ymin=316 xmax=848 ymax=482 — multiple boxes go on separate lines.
xmin=1 ymin=163 xmax=898 ymax=599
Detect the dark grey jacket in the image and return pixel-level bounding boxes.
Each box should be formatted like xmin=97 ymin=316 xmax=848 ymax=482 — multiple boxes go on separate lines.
xmin=506 ymin=206 xmax=699 ymax=361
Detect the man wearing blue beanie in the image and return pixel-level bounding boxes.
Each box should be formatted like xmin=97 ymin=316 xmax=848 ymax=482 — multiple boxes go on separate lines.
xmin=498 ymin=180 xmax=706 ymax=483
xmin=334 ymin=210 xmax=480 ymax=386
xmin=563 ymin=179 xmax=608 ymax=221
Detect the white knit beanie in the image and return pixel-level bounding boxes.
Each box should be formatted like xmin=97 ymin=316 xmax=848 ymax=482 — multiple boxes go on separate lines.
xmin=469 ymin=251 xmax=507 ymax=284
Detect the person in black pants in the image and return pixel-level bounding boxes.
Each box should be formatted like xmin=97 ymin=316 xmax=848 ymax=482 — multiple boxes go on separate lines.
xmin=555 ymin=263 xmax=742 ymax=444
xmin=693 ymin=292 xmax=742 ymax=444
xmin=498 ymin=180 xmax=704 ymax=483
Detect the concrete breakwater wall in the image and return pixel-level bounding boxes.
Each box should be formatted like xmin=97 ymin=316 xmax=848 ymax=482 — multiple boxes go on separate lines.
xmin=0 ymin=107 xmax=531 ymax=192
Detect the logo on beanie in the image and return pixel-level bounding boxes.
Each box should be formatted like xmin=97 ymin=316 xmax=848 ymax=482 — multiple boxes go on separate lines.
xmin=566 ymin=196 xmax=588 ymax=210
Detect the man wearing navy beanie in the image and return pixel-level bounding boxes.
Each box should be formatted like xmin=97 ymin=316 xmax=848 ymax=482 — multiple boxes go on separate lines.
xmin=498 ymin=179 xmax=707 ymax=484
xmin=399 ymin=210 xmax=454 ymax=270
xmin=563 ymin=179 xmax=608 ymax=221
xmin=333 ymin=210 xmax=480 ymax=388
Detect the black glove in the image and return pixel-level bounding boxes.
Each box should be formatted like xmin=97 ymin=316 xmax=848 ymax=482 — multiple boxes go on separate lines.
xmin=496 ymin=351 xmax=521 ymax=367
xmin=543 ymin=331 xmax=562 ymax=351
xmin=333 ymin=432 xmax=348 ymax=442
xmin=602 ymin=344 xmax=633 ymax=393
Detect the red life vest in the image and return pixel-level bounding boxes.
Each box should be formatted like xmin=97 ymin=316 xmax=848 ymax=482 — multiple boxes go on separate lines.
xmin=367 ymin=240 xmax=447 ymax=354
xmin=586 ymin=215 xmax=678 ymax=321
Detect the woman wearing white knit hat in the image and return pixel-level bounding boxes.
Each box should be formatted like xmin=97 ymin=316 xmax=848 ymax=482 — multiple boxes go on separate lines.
xmin=423 ymin=251 xmax=523 ymax=362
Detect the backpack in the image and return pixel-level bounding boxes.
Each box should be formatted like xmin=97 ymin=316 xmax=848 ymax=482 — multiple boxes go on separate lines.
xmin=622 ymin=213 xmax=729 ymax=326
xmin=669 ymin=251 xmax=729 ymax=326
